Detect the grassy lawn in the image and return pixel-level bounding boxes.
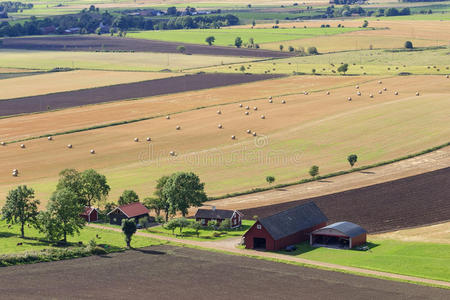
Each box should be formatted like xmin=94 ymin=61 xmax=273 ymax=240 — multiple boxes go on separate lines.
xmin=0 ymin=219 xmax=165 ymax=255
xmin=283 ymin=239 xmax=450 ymax=282
xmin=145 ymin=219 xmax=254 ymax=241
xmin=128 ymin=27 xmax=362 ymax=47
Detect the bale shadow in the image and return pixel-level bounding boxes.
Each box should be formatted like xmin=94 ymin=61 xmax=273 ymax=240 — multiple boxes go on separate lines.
xmin=360 ymin=171 xmax=376 ymax=174
xmin=318 ymin=180 xmax=333 ymax=183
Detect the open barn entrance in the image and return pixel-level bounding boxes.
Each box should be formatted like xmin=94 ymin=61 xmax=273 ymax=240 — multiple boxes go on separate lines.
xmin=312 ymin=235 xmax=349 ymax=249
xmin=253 ymin=238 xmax=266 ymax=249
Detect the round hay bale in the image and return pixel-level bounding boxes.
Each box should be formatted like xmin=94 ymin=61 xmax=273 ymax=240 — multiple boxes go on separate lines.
xmin=245 ymin=111 xmax=249 ymax=115
xmin=261 ymin=115 xmax=265 ymax=119
xmin=357 ymin=91 xmax=361 ymax=96
xmin=416 ymin=92 xmax=420 ymax=96
xmin=269 ymin=99 xmax=273 ymax=103
xmin=378 ymin=90 xmax=382 ymax=94
xmin=356 ymin=85 xmax=359 ymax=89
xmin=134 ymin=137 xmax=139 ymax=142
xmin=239 ymin=104 xmax=243 ymax=108
xmin=252 ymin=132 xmax=257 ymax=136
xmin=176 ymin=125 xmax=181 ymax=130
xmin=12 ymin=171 xmax=18 ymax=177
xmin=169 ymin=151 xmax=175 ymax=156
xmin=13 ymin=169 xmax=18 ymax=173
xmin=269 ymin=96 xmax=272 ymax=100
xmin=383 ymin=87 xmax=387 ymax=91
xmin=231 ymin=135 xmax=236 ymax=140
xmin=347 ymin=97 xmax=352 ymax=101
xmin=394 ymin=91 xmax=398 ymax=95
xmin=67 ymin=144 xmax=72 ymax=149
xmin=281 ymin=100 xmax=286 ymax=104
xmin=304 ymin=91 xmax=308 ymax=95
xmin=369 ymin=94 xmax=374 ymax=98
xmin=48 ymin=136 xmax=53 ymax=141
xmin=166 ymin=115 xmax=170 ymax=120
xmin=326 ymin=91 xmax=330 ymax=95
xmin=20 ymin=144 xmax=25 ymax=148
xmin=146 ymin=137 xmax=151 ymax=142
xmin=446 ymin=75 xmax=449 ymax=79
xmin=245 ymin=106 xmax=250 ymax=110
xmin=378 ymin=80 xmax=382 ymax=84
xmin=0 ymin=141 xmax=5 ymax=146
xmin=253 ymin=107 xmax=258 ymax=111
xmin=246 ymin=129 xmax=251 ymax=134
xmin=90 ymin=149 xmax=95 ymax=154
xmin=218 ymin=124 xmax=223 ymax=129
xmin=217 ymin=110 xmax=222 ymax=115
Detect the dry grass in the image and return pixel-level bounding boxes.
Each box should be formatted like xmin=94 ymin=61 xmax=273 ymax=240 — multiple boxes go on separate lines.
xmin=0 ymin=75 xmax=448 ymax=206
xmin=372 ymin=222 xmax=450 ymax=244
xmin=0 ymin=70 xmax=181 ymax=100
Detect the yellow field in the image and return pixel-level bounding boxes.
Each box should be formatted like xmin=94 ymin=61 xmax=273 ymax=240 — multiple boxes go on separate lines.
xmin=0 ymin=70 xmax=181 ymax=100
xmin=372 ymin=222 xmax=450 ymax=244
xmin=0 ymin=75 xmax=448 ymax=206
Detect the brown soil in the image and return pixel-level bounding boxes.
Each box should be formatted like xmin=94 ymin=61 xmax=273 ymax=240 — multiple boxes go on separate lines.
xmin=0 ymin=245 xmax=448 ymax=299
xmin=0 ymin=35 xmax=295 ymax=58
xmin=240 ymin=167 xmax=450 ymax=233
xmin=0 ymin=73 xmax=282 ymax=116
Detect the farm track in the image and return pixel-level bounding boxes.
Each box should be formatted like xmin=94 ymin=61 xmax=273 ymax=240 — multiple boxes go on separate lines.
xmin=0 ymin=73 xmax=282 ymax=116
xmin=240 ymin=167 xmax=450 ymax=233
xmin=0 ymin=35 xmax=295 ymax=58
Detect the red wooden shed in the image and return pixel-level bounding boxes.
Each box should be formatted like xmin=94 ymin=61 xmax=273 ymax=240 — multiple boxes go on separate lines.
xmin=107 ymin=202 xmax=150 ymax=225
xmin=310 ymin=221 xmax=367 ymax=249
xmin=80 ymin=207 xmax=99 ymax=223
xmin=243 ymin=202 xmax=327 ymax=251
xmin=195 ymin=207 xmax=243 ymax=228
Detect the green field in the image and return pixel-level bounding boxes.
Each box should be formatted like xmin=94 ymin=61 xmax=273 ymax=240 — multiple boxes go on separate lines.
xmin=0 ymin=219 xmax=164 ymax=255
xmin=145 ymin=220 xmax=254 ymax=241
xmin=286 ymin=239 xmax=450 ymax=282
xmin=128 ymin=27 xmax=362 ymax=47
xmin=0 ymin=49 xmax=257 ymax=72
xmin=196 ymin=47 xmax=450 ymax=75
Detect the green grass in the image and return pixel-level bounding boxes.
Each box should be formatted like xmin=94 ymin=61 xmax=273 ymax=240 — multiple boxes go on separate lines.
xmin=128 ymin=27 xmax=362 ymax=47
xmin=282 ymin=240 xmax=450 ymax=282
xmin=145 ymin=219 xmax=254 ymax=241
xmin=0 ymin=219 xmax=164 ymax=255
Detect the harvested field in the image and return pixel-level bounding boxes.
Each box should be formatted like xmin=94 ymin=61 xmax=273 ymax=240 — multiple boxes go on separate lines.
xmin=0 ymin=35 xmax=294 ymax=58
xmin=0 ymin=75 xmax=448 ymax=205
xmin=0 ymin=73 xmax=282 ymax=116
xmin=372 ymin=222 xmax=450 ymax=244
xmin=0 ymin=70 xmax=181 ymax=100
xmin=241 ymin=168 xmax=450 ymax=233
xmin=0 ymin=245 xmax=448 ymax=300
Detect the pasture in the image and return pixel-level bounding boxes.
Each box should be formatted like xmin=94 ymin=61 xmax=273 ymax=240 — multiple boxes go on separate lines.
xmin=0 ymin=49 xmax=257 ymax=72
xmin=128 ymin=27 xmax=362 ymax=47
xmin=0 ymin=75 xmax=448 ymax=206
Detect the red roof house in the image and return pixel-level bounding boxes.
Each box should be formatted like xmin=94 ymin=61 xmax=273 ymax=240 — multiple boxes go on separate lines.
xmin=80 ymin=207 xmax=99 ymax=223
xmin=107 ymin=202 xmax=150 ymax=225
xmin=195 ymin=207 xmax=243 ymax=228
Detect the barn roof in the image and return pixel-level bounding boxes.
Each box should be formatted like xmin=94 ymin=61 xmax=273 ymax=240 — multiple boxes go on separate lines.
xmin=80 ymin=206 xmax=97 ymax=216
xmin=258 ymin=202 xmax=327 ymax=240
xmin=195 ymin=208 xmax=239 ymax=220
xmin=108 ymin=202 xmax=149 ymax=218
xmin=313 ymin=221 xmax=367 ymax=238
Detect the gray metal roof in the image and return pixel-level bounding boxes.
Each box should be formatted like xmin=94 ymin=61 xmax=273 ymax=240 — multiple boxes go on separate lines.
xmin=314 ymin=221 xmax=367 ymax=238
xmin=258 ymin=202 xmax=328 ymax=240
xmin=195 ymin=209 xmax=236 ymax=220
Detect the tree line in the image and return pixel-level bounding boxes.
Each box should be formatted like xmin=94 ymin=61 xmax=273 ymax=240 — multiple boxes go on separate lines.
xmin=325 ymin=5 xmax=410 ymax=17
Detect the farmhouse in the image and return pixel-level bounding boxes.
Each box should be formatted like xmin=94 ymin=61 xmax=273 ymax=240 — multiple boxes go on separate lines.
xmin=195 ymin=207 xmax=243 ymax=228
xmin=107 ymin=202 xmax=149 ymax=225
xmin=310 ymin=221 xmax=367 ymax=249
xmin=243 ymin=202 xmax=327 ymax=251
xmin=80 ymin=206 xmax=99 ymax=223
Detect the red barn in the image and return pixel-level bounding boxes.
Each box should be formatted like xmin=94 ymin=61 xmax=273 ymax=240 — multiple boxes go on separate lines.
xmin=243 ymin=202 xmax=327 ymax=251
xmin=195 ymin=207 xmax=243 ymax=228
xmin=107 ymin=202 xmax=150 ymax=225
xmin=80 ymin=207 xmax=99 ymax=223
xmin=310 ymin=221 xmax=367 ymax=249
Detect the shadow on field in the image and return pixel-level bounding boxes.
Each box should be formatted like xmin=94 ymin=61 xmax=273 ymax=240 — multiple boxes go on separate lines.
xmin=360 ymin=171 xmax=376 ymax=174
xmin=132 ymin=248 xmax=166 ymax=255
xmin=0 ymin=231 xmax=16 ymax=238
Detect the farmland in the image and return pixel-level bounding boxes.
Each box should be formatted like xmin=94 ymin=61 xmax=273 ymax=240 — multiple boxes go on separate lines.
xmin=0 ymin=75 xmax=448 ymax=206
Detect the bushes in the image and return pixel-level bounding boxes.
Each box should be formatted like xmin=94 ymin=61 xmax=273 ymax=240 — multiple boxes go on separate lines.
xmin=307 ymin=46 xmax=318 ymax=55
xmin=404 ymin=41 xmax=413 ymax=49
xmin=0 ymin=247 xmax=92 ymax=267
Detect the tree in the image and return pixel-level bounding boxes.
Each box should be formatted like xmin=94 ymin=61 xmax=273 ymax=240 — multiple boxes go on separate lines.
xmin=121 ymin=219 xmax=137 ymax=248
xmin=162 ymin=172 xmax=207 ymax=217
xmin=177 ymin=218 xmax=190 ymax=235
xmin=279 ymin=44 xmax=284 ymax=51
xmin=144 ymin=197 xmax=165 ymax=216
xmin=208 ymin=220 xmax=218 ymax=230
xmin=41 ymin=189 xmax=86 ymax=243
xmin=165 ymin=218 xmax=178 ymax=235
xmin=190 ymin=221 xmax=202 ymax=237
xmin=248 ymin=37 xmax=254 ymax=47
xmin=266 ymin=176 xmax=275 ymax=185
xmin=167 ymin=6 xmax=177 ymax=15
xmin=404 ymin=41 xmax=413 ymax=49
xmin=288 ymin=46 xmax=294 ymax=52
xmin=1 ymin=185 xmax=40 ymax=238
xmin=347 ymin=154 xmax=358 ymax=168
xmin=309 ymin=165 xmax=319 ymax=178
xmin=338 ymin=63 xmax=348 ymax=75
xmin=362 ymin=20 xmax=368 ymax=28
xmin=275 ymin=19 xmax=279 ymax=25
xmin=234 ymin=36 xmax=242 ymax=48
xmin=205 ymin=36 xmax=215 ymax=46
xmin=219 ymin=219 xmax=231 ymax=230
xmin=240 ymin=65 xmax=246 ymax=72
xmin=252 ymin=19 xmax=256 ymax=27
xmin=118 ymin=190 xmax=139 ymax=206
xmin=154 ymin=175 xmax=171 ymax=221
xmin=307 ymin=46 xmax=318 ymax=55
xmin=177 ymin=45 xmax=186 ymax=53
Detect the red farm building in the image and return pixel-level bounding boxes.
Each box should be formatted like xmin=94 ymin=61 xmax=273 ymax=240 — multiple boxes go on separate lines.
xmin=107 ymin=202 xmax=150 ymax=225
xmin=80 ymin=207 xmax=99 ymax=223
xmin=243 ymin=202 xmax=327 ymax=251
xmin=195 ymin=207 xmax=243 ymax=228
xmin=310 ymin=221 xmax=367 ymax=249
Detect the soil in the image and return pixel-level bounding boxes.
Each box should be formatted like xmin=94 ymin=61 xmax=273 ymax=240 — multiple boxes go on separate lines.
xmin=240 ymin=167 xmax=450 ymax=233
xmin=0 ymin=73 xmax=282 ymax=116
xmin=0 ymin=35 xmax=295 ymax=58
xmin=0 ymin=245 xmax=448 ymax=299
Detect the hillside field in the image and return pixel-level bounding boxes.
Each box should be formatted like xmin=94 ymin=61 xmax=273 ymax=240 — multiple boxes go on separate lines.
xmin=0 ymin=75 xmax=448 ymax=206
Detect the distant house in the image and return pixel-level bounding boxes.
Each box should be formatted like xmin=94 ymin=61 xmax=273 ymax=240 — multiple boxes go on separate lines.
xmin=243 ymin=202 xmax=327 ymax=251
xmin=107 ymin=202 xmax=150 ymax=225
xmin=310 ymin=221 xmax=367 ymax=249
xmin=195 ymin=207 xmax=243 ymax=228
xmin=80 ymin=207 xmax=99 ymax=223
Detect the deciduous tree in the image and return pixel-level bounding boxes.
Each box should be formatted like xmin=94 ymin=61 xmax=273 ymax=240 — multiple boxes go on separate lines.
xmin=121 ymin=219 xmax=137 ymax=248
